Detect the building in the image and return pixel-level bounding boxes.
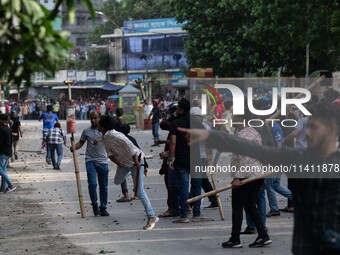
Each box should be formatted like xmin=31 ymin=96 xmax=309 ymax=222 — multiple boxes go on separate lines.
xmin=61 ymin=0 xmax=104 ymax=60
xmin=37 ymin=0 xmax=105 ymax=59
xmin=101 ymin=18 xmax=189 ymax=93
xmin=37 ymin=0 xmax=62 ymax=31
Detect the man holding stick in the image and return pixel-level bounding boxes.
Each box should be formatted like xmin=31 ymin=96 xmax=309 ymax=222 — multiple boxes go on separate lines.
xmin=70 ymin=111 xmax=109 ymax=217
xmin=180 ymin=102 xmax=340 ymax=255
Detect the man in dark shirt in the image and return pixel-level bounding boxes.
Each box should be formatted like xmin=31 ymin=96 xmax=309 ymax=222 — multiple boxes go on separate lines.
xmin=168 ymin=98 xmax=191 ymax=223
xmin=179 ymin=102 xmax=340 ymax=254
xmin=10 ymin=111 xmax=23 ymax=161
xmin=0 ymin=114 xmax=16 ymax=193
xmin=147 ymin=100 xmax=161 ymax=146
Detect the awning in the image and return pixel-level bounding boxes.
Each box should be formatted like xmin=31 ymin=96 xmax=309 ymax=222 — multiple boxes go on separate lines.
xmin=51 ymin=85 xmax=104 ymax=89
xmin=101 ymin=83 xmax=125 ymax=91
xmin=107 ymin=95 xmax=120 ymax=99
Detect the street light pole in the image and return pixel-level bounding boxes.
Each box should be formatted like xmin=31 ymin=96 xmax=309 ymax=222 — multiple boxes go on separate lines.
xmin=95 ymin=11 xmax=129 ymax=84
xmin=64 ymin=79 xmax=74 ymax=101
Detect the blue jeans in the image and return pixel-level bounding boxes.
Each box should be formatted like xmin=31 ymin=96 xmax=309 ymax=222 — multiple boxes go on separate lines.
xmin=246 ymin=182 xmax=266 ymax=230
xmin=0 ymin=154 xmax=11 ymax=190
xmin=151 ymin=122 xmax=159 ymax=140
xmin=49 ymin=143 xmax=63 ymax=167
xmin=265 ymin=174 xmax=293 ymax=211
xmin=114 ymin=159 xmax=155 ymax=219
xmin=42 ymin=129 xmax=51 ymax=160
xmin=81 ymin=112 xmax=87 ymax=120
xmin=85 ymin=161 xmax=109 ymax=209
xmin=168 ymin=167 xmax=190 ymax=218
xmin=190 ymin=177 xmax=203 ymax=217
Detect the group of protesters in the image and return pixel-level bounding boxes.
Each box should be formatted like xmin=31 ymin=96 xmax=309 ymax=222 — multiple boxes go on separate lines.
xmin=1 ymin=85 xmax=340 ymax=254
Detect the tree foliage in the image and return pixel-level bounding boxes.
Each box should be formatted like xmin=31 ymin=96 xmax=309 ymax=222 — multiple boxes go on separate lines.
xmin=171 ymin=0 xmax=340 ymax=77
xmin=0 ymin=0 xmax=94 ymax=86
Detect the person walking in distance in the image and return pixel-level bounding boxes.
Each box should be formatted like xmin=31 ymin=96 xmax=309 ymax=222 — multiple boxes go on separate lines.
xmin=147 ymin=100 xmax=161 ymax=146
xmin=45 ymin=122 xmax=66 ymax=170
xmin=0 ymin=114 xmax=16 ymax=193
xmin=70 ymin=111 xmax=109 ymax=216
xmin=9 ymin=111 xmax=23 ymax=161
xmin=39 ymin=105 xmax=58 ymax=164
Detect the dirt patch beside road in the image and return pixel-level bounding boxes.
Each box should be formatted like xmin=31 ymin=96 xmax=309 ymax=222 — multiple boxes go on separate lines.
xmin=0 ymin=186 xmax=90 ymax=255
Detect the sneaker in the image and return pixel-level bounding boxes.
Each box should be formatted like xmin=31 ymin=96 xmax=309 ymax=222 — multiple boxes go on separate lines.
xmin=172 ymin=217 xmax=189 ymax=223
xmin=92 ymin=204 xmax=100 ymax=216
xmin=204 ymin=203 xmax=219 ymax=209
xmin=100 ymin=208 xmax=110 ymax=216
xmin=249 ymin=236 xmax=272 ymax=248
xmin=222 ymin=239 xmax=243 ymax=248
xmin=143 ymin=216 xmax=159 ymax=230
xmin=5 ymin=186 xmax=17 ymax=193
xmin=55 ymin=165 xmax=60 ymax=170
xmin=266 ymin=210 xmax=280 ymax=217
xmin=15 ymin=155 xmax=18 ymax=160
xmin=192 ymin=215 xmax=213 ymax=222
xmin=241 ymin=227 xmax=257 ymax=235
xmin=46 ymin=158 xmax=52 ymax=165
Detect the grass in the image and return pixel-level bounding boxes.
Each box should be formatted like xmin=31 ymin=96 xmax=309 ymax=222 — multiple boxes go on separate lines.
xmin=122 ymin=114 xmax=135 ymax=124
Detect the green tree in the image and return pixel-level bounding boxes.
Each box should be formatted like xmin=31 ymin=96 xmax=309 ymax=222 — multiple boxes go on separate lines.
xmin=170 ymin=0 xmax=265 ymax=77
xmin=0 ymin=0 xmax=94 ymax=87
xmin=171 ymin=0 xmax=340 ymax=77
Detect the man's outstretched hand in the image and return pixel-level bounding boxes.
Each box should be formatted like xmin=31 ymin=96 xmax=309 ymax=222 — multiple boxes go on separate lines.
xmin=177 ymin=127 xmax=209 ymax=145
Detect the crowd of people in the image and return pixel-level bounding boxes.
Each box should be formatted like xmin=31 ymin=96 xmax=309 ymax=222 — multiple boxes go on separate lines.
xmin=0 ymin=86 xmax=340 ymax=254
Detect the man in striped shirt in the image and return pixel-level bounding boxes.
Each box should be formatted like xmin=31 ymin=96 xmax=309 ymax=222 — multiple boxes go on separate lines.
xmin=45 ymin=122 xmax=66 ymax=170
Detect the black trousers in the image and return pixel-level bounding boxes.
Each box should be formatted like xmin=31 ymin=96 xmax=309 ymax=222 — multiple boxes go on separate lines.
xmin=231 ymin=179 xmax=267 ymax=241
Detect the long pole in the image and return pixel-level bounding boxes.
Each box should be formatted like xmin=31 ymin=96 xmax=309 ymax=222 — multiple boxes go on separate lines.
xmin=210 ymin=173 xmax=224 ymax=220
xmin=71 ymin=134 xmax=86 ymax=218
xmin=187 ymin=172 xmax=274 ymax=204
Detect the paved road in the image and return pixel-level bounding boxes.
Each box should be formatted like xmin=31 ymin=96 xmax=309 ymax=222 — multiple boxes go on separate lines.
xmin=1 ymin=120 xmax=294 ymax=255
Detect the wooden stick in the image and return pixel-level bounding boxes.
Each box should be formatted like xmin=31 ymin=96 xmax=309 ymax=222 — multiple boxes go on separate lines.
xmin=187 ymin=172 xmax=273 ymax=204
xmin=210 ymin=173 xmax=225 ymax=221
xmin=71 ymin=133 xmax=86 ymax=218
xmin=134 ymin=153 xmax=142 ymax=198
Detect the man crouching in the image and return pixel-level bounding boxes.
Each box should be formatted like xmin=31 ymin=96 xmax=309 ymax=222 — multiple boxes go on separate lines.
xmin=98 ymin=115 xmax=159 ymax=230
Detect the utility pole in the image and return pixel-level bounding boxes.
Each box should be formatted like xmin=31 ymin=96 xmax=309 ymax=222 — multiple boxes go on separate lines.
xmin=95 ymin=11 xmax=129 ymax=85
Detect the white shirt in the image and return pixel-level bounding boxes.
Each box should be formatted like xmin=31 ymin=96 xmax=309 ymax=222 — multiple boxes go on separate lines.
xmin=102 ymin=129 xmax=144 ymax=168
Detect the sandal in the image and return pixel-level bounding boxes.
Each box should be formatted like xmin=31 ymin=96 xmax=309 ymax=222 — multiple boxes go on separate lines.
xmin=158 ymin=210 xmax=177 ymax=218
xmin=279 ymin=207 xmax=294 ymax=213
xmin=116 ymin=197 xmax=131 ymax=202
